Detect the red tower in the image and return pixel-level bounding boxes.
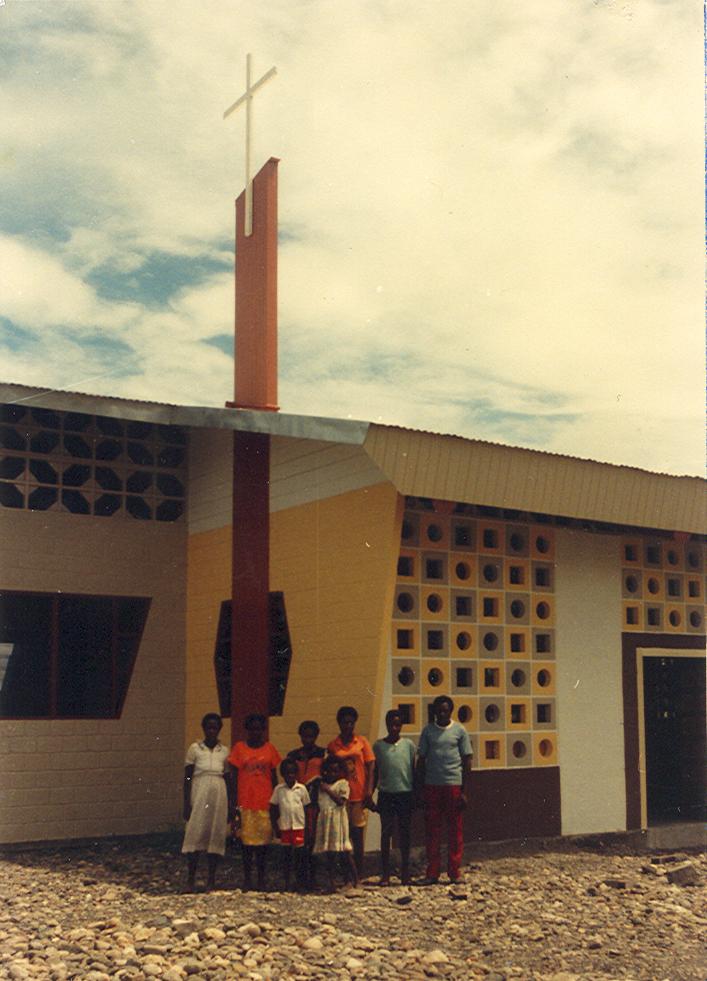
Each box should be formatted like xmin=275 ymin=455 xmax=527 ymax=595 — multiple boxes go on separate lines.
xmin=228 ymin=158 xmax=279 ymax=742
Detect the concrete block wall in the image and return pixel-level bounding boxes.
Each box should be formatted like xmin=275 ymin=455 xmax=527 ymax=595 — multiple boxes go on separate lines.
xmin=0 ymin=509 xmax=186 ymax=844
xmin=185 ymin=428 xmax=398 ymax=754
xmin=269 ymin=481 xmax=401 ymax=751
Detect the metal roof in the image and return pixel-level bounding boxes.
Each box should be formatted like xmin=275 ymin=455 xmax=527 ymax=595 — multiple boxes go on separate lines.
xmin=1 ymin=381 xmax=704 ymax=534
xmin=364 ymin=425 xmax=706 ymax=535
xmin=0 ymin=382 xmax=368 ymax=446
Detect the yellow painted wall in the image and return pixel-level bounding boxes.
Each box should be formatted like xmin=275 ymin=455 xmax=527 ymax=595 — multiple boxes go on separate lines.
xmin=185 ymin=481 xmax=401 ymax=753
xmin=269 ymin=482 xmax=401 ymax=751
xmin=185 ymin=525 xmax=231 ymax=745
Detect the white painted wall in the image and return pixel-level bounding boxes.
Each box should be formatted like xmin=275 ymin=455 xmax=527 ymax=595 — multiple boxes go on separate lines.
xmin=0 ymin=510 xmax=186 ymax=844
xmin=187 ymin=430 xmax=388 ymax=536
xmin=555 ymin=527 xmax=625 ymax=834
xmin=270 ymin=437 xmax=388 ymax=512
xmin=188 ymin=428 xmax=232 ymax=535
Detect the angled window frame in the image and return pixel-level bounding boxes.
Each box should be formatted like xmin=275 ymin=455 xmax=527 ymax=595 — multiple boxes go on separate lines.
xmin=0 ymin=590 xmax=150 ymax=719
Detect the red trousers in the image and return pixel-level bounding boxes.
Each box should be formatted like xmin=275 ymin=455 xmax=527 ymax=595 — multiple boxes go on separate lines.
xmin=424 ymin=785 xmax=463 ymax=880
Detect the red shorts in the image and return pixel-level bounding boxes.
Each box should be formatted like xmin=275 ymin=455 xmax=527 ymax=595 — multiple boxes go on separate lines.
xmin=280 ymin=828 xmax=305 ymax=847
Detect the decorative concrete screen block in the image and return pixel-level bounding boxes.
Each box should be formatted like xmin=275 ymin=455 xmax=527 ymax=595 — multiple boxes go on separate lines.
xmin=392 ymin=660 xmax=420 ymax=694
xmin=389 ymin=501 xmax=559 ymax=769
xmin=0 ymin=405 xmax=187 ymax=522
xmin=456 ymin=699 xmax=477 ymax=730
xmin=507 ymin=733 xmax=532 ymax=766
xmin=620 ymin=537 xmax=707 ymax=633
xmin=479 ymin=627 xmax=503 ymax=658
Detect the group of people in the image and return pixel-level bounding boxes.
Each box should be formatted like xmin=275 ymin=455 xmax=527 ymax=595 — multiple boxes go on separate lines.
xmin=181 ymin=695 xmax=472 ymax=893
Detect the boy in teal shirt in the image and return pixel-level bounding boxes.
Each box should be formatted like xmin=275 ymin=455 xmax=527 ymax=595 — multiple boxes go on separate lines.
xmin=372 ymin=709 xmax=416 ymax=885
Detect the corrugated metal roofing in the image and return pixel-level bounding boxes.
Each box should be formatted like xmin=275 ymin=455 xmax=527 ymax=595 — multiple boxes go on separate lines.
xmin=363 ymin=425 xmax=706 ymax=535
xmin=1 ymin=381 xmax=704 ymax=533
xmin=0 ymin=382 xmax=368 ymax=446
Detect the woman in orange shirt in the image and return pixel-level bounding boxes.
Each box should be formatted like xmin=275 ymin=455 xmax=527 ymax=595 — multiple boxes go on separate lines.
xmin=228 ymin=714 xmax=281 ymax=891
xmin=327 ymin=705 xmax=375 ymax=874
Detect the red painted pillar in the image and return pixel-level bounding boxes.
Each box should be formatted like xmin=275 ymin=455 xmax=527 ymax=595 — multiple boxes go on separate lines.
xmin=229 ymin=158 xmax=279 ymax=743
xmin=231 ymin=430 xmax=270 ymax=742
xmin=234 ymin=158 xmax=279 ymax=412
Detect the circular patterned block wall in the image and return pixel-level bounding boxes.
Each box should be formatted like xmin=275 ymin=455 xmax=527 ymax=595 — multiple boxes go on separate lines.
xmin=390 ymin=501 xmax=558 ymax=769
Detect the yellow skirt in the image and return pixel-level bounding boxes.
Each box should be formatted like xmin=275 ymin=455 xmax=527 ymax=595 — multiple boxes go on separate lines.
xmin=237 ymin=808 xmax=272 ymax=846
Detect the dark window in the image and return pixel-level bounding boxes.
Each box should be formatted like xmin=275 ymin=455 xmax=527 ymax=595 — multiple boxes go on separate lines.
xmin=0 ymin=592 xmax=149 ymax=719
xmin=127 ymin=441 xmax=153 ymax=466
xmin=483 ymin=529 xmax=498 ymax=548
xmin=127 ymin=471 xmax=152 ymax=493
xmin=96 ymin=416 xmax=124 ymax=436
xmin=0 ymin=458 xmax=25 ymax=480
xmin=156 ymin=473 xmax=185 ymax=497
xmin=126 ymin=496 xmax=152 ymax=520
xmin=62 ymin=490 xmax=90 ymax=514
xmin=30 ymin=431 xmax=59 ymax=454
xmin=127 ymin=421 xmax=153 ymax=439
xmin=63 ymin=412 xmax=92 ymax=432
xmin=28 ymin=486 xmax=57 ymax=510
xmin=397 ymin=555 xmax=414 ymax=577
xmin=95 ymin=439 xmax=122 ymax=462
xmin=155 ymin=500 xmax=183 ymax=522
xmin=453 ymin=523 xmax=473 ymax=547
xmin=0 ymin=484 xmax=24 ymax=508
xmin=157 ymin=424 xmax=187 ymax=445
xmin=157 ymin=446 xmax=185 ymax=468
xmin=0 ymin=427 xmax=26 ymax=451
xmin=398 ymin=703 xmax=414 ymax=725
xmin=29 ymin=459 xmax=57 ymax=484
xmin=213 ymin=593 xmax=293 ymax=718
xmin=455 ymin=595 xmax=472 ymax=617
xmin=31 ymin=408 xmax=61 ymax=429
xmin=1 ymin=405 xmax=26 ymax=424
xmin=64 ymin=434 xmax=92 ymax=459
xmin=95 ymin=467 xmax=123 ymax=491
xmin=94 ymin=493 xmax=121 ymax=517
xmin=63 ymin=464 xmax=91 ymax=487
xmin=427 ymin=629 xmax=444 ymax=650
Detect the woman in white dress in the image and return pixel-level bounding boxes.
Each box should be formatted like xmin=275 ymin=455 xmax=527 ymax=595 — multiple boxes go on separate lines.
xmin=181 ymin=713 xmax=232 ymax=891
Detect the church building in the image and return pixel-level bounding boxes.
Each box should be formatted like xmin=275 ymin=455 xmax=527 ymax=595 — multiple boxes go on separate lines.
xmin=0 ymin=159 xmax=704 ymax=849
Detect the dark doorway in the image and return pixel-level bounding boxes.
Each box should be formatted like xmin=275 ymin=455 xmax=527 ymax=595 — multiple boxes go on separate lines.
xmin=643 ymin=656 xmax=706 ymax=823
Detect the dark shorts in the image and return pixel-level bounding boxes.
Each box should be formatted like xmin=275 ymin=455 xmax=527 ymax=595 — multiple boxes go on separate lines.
xmin=377 ymin=791 xmax=414 ymax=820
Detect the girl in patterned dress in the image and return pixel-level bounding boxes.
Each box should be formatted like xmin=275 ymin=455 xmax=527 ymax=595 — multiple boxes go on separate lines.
xmin=313 ymin=756 xmax=359 ymax=892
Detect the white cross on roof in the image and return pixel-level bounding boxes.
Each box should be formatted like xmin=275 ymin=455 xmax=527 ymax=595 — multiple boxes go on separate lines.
xmin=224 ymin=53 xmax=277 ymax=237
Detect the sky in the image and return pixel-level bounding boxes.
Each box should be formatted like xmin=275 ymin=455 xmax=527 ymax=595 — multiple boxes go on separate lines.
xmin=0 ymin=0 xmax=703 ymax=476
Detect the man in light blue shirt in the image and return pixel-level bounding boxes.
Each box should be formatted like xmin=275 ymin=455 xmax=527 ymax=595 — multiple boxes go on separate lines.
xmin=416 ymin=695 xmax=473 ymax=884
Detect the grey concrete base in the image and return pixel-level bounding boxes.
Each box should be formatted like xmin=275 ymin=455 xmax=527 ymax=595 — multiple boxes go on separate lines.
xmin=645 ymin=822 xmax=706 ymax=851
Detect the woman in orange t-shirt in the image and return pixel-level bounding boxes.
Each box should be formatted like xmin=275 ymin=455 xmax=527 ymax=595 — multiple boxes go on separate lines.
xmin=228 ymin=714 xmax=281 ymax=891
xmin=327 ymin=705 xmax=375 ymax=874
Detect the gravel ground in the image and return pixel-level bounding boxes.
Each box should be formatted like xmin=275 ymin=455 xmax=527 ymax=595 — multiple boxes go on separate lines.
xmin=0 ymin=836 xmax=704 ymax=980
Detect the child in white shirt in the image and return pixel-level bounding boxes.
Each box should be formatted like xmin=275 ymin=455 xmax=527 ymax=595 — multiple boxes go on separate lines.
xmin=269 ymin=758 xmax=311 ymax=890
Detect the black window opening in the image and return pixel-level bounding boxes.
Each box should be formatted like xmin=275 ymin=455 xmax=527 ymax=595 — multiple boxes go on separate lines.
xmin=214 ymin=593 xmax=293 ymax=718
xmin=0 ymin=591 xmax=150 ymax=719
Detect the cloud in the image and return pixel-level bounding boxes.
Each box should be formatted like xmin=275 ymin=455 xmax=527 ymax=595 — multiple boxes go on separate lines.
xmin=0 ymin=0 xmax=702 ymax=476
xmin=0 ymin=235 xmax=137 ymax=331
